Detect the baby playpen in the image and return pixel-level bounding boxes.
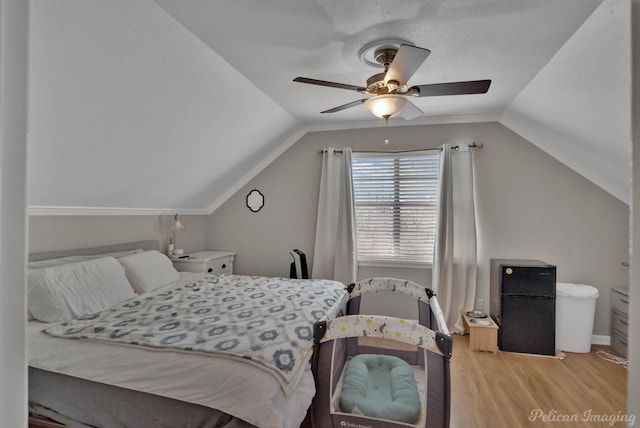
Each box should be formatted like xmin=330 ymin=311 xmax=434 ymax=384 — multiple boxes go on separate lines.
xmin=311 ymin=278 xmax=453 ymax=428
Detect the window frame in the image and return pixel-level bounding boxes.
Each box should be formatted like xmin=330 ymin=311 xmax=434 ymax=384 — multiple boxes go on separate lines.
xmin=351 ymin=150 xmax=441 ymax=268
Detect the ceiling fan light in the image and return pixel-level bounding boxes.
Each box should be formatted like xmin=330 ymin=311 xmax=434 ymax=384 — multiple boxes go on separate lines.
xmin=364 ymin=94 xmax=408 ymax=119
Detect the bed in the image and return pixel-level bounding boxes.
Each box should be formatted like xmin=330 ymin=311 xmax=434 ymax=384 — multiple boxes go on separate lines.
xmin=27 ymin=241 xmax=349 ymax=428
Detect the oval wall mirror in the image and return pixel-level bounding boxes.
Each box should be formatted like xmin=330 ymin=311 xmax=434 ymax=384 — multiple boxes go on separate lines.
xmin=246 ymin=189 xmax=265 ymax=212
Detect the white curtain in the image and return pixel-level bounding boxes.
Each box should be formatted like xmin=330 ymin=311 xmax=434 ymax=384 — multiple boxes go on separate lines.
xmin=432 ymin=144 xmax=478 ymax=333
xmin=311 ymin=147 xmax=358 ymax=284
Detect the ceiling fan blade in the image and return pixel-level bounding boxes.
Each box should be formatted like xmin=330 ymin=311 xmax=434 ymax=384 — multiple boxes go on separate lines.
xmin=384 ymin=45 xmax=431 ymax=87
xmin=293 ymin=77 xmax=366 ymax=92
xmin=400 ymin=100 xmax=423 ymax=120
xmin=321 ymin=99 xmax=367 ymax=113
xmin=411 ymin=80 xmax=492 ymax=97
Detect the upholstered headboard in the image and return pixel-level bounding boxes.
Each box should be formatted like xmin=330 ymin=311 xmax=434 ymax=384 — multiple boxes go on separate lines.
xmin=28 ymin=240 xmax=160 ymax=262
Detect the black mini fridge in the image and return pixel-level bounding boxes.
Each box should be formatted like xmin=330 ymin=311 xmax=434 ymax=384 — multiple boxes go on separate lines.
xmin=490 ymin=259 xmax=556 ymax=355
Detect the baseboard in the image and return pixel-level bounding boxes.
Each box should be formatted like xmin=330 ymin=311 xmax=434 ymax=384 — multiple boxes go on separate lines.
xmin=592 ymin=334 xmax=611 ymax=346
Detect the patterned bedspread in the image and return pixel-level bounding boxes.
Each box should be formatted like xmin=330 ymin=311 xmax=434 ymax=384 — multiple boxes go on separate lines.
xmin=44 ymin=274 xmax=348 ymax=394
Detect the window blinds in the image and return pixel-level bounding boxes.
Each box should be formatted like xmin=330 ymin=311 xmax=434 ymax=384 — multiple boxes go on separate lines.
xmin=352 ymin=152 xmax=440 ymax=264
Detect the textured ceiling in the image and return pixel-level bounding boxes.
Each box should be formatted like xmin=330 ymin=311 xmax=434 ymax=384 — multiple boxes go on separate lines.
xmin=154 ymin=0 xmax=602 ymax=125
xmin=27 ymin=0 xmax=630 ymax=214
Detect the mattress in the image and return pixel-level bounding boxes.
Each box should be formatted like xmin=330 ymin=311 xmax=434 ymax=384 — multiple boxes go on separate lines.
xmin=28 ymin=272 xmax=348 ymax=427
xmin=29 ymin=367 xmax=252 ymax=428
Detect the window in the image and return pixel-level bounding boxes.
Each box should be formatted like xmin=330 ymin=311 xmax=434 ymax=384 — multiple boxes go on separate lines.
xmin=352 ymin=151 xmax=440 ymax=265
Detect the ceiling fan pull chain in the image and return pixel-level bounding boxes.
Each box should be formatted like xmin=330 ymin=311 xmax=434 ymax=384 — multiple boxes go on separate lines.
xmin=384 ymin=120 xmax=390 ymax=145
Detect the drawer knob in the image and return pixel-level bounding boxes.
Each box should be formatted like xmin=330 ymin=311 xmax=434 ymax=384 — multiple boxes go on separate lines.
xmin=208 ymin=268 xmax=213 ymax=273
xmin=221 ymin=264 xmax=226 ymax=269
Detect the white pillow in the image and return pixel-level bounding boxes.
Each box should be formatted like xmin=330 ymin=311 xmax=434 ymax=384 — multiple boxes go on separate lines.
xmin=117 ymin=250 xmax=180 ymax=294
xmin=28 ymin=256 xmax=137 ymax=323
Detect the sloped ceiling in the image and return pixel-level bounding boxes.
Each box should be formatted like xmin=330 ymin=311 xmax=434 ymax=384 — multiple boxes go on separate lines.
xmin=28 ymin=0 xmax=299 ymax=214
xmin=27 ymin=0 xmax=630 ymax=214
xmin=501 ymin=0 xmax=630 ymax=203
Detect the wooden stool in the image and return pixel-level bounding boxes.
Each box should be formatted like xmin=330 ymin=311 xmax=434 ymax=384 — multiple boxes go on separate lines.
xmin=461 ymin=311 xmax=499 ymax=353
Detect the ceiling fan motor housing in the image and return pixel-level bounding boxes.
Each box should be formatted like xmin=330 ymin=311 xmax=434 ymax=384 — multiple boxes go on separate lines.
xmin=365 ymin=47 xmax=403 ymax=94
xmin=366 ymin=72 xmax=388 ymax=94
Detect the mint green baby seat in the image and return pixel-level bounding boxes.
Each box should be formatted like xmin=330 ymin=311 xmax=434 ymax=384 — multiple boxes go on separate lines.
xmin=340 ymin=354 xmax=421 ymax=423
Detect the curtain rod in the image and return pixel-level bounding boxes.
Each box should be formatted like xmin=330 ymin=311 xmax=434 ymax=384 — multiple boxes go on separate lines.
xmin=319 ymin=143 xmax=484 ymax=154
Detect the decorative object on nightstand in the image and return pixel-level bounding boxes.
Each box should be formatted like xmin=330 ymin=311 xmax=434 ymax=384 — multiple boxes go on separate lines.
xmin=246 ymin=189 xmax=264 ymax=212
xmin=168 ymin=213 xmax=185 ymax=255
xmin=172 ymin=250 xmax=236 ymax=274
xmin=610 ymin=287 xmax=629 ymax=357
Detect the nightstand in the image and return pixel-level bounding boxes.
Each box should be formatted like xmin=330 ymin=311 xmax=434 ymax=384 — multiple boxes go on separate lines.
xmin=172 ymin=251 xmax=236 ymax=274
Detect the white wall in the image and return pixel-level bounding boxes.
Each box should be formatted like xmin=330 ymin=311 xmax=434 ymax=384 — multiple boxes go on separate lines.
xmin=0 ymin=0 xmax=29 ymax=426
xmin=207 ymin=122 xmax=629 ymax=335
xmin=474 ymin=125 xmax=629 ymax=336
xmin=628 ymin=0 xmax=639 ymax=420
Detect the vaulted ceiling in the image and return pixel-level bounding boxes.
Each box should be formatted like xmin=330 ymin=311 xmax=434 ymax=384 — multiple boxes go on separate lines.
xmin=27 ymin=0 xmax=630 ymax=214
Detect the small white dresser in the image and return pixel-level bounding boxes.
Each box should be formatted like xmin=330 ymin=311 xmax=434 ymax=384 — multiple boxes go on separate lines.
xmin=172 ymin=250 xmax=236 ymax=274
xmin=610 ymin=286 xmax=629 ymax=357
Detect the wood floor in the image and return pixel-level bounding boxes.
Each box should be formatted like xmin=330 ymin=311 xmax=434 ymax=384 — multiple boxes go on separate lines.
xmin=450 ymin=334 xmax=628 ymax=428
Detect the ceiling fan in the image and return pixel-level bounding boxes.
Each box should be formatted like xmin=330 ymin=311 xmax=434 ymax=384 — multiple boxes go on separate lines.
xmin=293 ymin=43 xmax=491 ymax=122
